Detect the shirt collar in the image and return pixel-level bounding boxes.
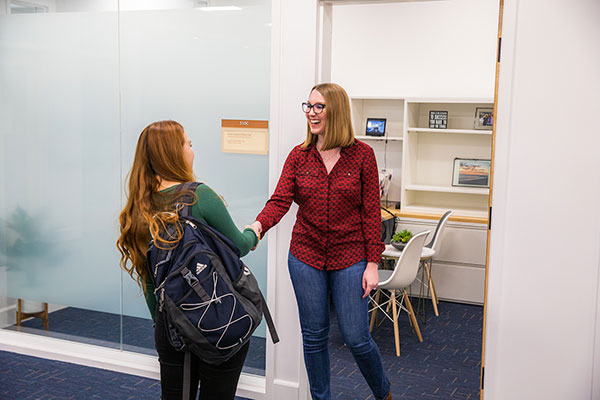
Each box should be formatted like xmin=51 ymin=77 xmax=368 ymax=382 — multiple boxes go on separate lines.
xmin=302 ymin=139 xmax=357 ymax=154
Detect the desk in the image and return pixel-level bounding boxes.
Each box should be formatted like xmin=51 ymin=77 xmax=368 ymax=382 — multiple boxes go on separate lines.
xmin=381 ymin=206 xmax=488 ymax=225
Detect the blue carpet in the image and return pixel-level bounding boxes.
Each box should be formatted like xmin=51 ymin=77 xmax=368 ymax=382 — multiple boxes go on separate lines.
xmin=330 ymin=299 xmax=483 ymax=399
xmin=4 ymin=299 xmax=483 ymax=399
xmin=0 ymin=350 xmax=251 ymax=400
xmin=9 ymin=307 xmax=266 ymax=375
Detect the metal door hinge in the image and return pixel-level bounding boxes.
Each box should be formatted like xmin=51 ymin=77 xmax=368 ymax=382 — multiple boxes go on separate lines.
xmin=497 ymin=37 xmax=502 ymax=63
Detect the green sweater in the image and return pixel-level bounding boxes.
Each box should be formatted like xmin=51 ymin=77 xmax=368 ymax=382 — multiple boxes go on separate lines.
xmin=143 ymin=183 xmax=258 ymax=322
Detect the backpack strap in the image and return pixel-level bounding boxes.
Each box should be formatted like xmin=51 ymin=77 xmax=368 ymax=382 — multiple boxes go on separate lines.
xmin=174 ymin=182 xmax=201 ymax=218
xmin=182 ymin=351 xmax=191 ymax=400
xmin=260 ymin=292 xmax=280 ymax=344
xmin=173 ymin=181 xmax=280 ymax=345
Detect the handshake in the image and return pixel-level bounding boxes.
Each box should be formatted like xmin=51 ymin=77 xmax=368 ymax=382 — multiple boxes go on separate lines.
xmin=244 ymin=220 xmax=263 ymax=251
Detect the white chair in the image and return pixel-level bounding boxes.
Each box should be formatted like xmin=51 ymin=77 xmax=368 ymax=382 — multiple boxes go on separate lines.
xmin=381 ymin=211 xmax=452 ymax=318
xmin=369 ymin=230 xmax=429 ymax=356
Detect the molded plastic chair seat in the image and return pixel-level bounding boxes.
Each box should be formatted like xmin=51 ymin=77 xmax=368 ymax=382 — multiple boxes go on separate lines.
xmin=382 ymin=244 xmax=434 ymax=260
xmin=381 ymin=211 xmax=453 ymax=320
xmin=369 ymin=230 xmax=430 ymax=356
xmin=377 ymin=270 xmax=393 ymax=288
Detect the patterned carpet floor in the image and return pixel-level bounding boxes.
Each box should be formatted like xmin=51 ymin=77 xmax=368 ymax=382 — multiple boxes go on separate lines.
xmin=1 ymin=298 xmax=483 ymax=399
xmin=330 ymin=299 xmax=483 ymax=399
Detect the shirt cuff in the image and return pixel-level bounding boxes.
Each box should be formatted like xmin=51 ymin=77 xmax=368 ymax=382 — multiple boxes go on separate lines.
xmin=243 ymin=227 xmax=259 ymax=247
xmin=366 ymin=243 xmax=385 ymax=264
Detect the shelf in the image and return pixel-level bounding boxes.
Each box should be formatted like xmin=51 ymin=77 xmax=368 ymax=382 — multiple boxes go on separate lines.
xmin=356 ymin=135 xmax=402 ymax=141
xmin=405 ymin=97 xmax=493 ymax=104
xmin=407 ymin=127 xmax=492 ymax=135
xmin=405 ymin=184 xmax=489 ymax=196
xmin=401 ymin=204 xmax=489 ymax=220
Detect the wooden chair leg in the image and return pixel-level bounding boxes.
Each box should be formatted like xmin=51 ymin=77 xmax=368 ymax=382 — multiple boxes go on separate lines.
xmin=418 ymin=261 xmax=428 ymax=323
xmin=43 ymin=302 xmax=49 ymax=331
xmin=16 ymin=299 xmax=22 ymax=329
xmin=424 ymin=261 xmax=439 ymax=316
xmin=403 ymin=290 xmax=423 ymax=342
xmin=391 ymin=289 xmax=400 ymax=356
xmin=370 ymin=289 xmax=380 ymax=332
xmin=429 ymin=260 xmax=440 ymax=304
xmin=385 ymin=294 xmax=393 ymax=314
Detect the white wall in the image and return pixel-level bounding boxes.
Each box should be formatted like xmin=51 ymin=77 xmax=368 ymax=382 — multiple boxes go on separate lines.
xmin=484 ymin=1 xmax=600 ymax=399
xmin=330 ymin=0 xmax=499 ymax=98
xmin=266 ymin=1 xmax=316 ymax=399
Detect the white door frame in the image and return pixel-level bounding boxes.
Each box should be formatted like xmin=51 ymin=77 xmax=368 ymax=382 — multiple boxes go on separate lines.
xmin=264 ymin=1 xmax=321 ymax=398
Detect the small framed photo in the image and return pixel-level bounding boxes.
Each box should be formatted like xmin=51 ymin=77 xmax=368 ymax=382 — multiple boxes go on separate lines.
xmin=452 ymin=158 xmax=491 ymax=188
xmin=429 ymin=110 xmax=448 ymax=129
xmin=474 ymin=107 xmax=494 ymax=130
xmin=366 ymin=118 xmax=386 ymax=136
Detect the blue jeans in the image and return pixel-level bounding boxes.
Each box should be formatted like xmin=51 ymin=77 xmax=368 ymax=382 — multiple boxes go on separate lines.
xmin=288 ymin=252 xmax=391 ymax=400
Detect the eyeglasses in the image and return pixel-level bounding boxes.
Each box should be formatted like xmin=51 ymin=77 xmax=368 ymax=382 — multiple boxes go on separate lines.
xmin=302 ymin=102 xmax=326 ymax=114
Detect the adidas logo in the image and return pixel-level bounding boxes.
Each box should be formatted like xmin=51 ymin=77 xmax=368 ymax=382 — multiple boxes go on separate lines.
xmin=196 ymin=263 xmax=208 ymax=275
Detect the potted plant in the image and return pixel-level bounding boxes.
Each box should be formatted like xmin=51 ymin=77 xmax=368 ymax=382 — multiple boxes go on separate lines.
xmin=0 ymin=207 xmax=57 ymax=328
xmin=391 ymin=229 xmax=413 ymax=250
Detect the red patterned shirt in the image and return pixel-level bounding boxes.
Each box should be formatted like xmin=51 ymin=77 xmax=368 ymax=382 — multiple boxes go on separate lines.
xmin=257 ymin=140 xmax=384 ymax=270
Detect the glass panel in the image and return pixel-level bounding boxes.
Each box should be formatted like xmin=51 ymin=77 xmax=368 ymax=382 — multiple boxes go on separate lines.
xmin=1 ymin=0 xmax=271 ymax=377
xmin=0 ymin=4 xmax=122 ymax=348
xmin=119 ymin=1 xmax=271 ymax=375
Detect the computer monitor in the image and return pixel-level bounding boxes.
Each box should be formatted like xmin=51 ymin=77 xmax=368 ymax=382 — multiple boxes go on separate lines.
xmin=366 ymin=118 xmax=386 ymax=136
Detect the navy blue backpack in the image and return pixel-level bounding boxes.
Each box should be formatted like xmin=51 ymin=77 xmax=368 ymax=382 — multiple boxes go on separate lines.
xmin=147 ymin=183 xmax=278 ymax=397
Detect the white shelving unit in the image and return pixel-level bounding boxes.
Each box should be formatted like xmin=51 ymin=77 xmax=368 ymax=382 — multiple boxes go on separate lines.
xmin=407 ymin=128 xmax=492 ymax=136
xmin=350 ymin=97 xmax=404 ymax=202
xmin=355 ymin=135 xmax=402 ymax=141
xmin=350 ymin=97 xmax=404 ymax=140
xmin=351 ymin=96 xmax=493 ymax=304
xmin=401 ymin=99 xmax=493 ymax=219
xmin=349 ymin=96 xmax=493 ymax=219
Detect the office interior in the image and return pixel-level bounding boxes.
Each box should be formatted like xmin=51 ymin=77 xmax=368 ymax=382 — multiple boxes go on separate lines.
xmin=1 ymin=1 xmax=599 ymax=399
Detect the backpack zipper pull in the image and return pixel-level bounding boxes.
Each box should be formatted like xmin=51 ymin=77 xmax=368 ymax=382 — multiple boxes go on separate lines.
xmin=159 ymin=288 xmax=165 ymax=312
xmin=185 ymin=220 xmax=197 ymax=229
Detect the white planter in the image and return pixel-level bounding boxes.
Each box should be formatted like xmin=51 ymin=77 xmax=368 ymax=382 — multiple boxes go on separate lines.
xmin=20 ymin=299 xmax=45 ymax=314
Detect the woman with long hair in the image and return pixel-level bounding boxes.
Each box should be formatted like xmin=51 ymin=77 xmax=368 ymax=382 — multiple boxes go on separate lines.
xmin=117 ymin=120 xmax=258 ymax=400
xmin=248 ymin=83 xmax=391 ymax=400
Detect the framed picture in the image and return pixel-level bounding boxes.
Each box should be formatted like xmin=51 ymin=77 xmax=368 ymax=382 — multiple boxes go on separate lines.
xmin=429 ymin=110 xmax=448 ymax=129
xmin=366 ymin=118 xmax=386 ymax=136
xmin=452 ymin=158 xmax=491 ymax=188
xmin=474 ymin=107 xmax=493 ymax=130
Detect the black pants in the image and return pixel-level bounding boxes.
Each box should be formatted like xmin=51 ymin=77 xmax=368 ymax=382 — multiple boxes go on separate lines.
xmin=154 ymin=313 xmax=250 ymax=400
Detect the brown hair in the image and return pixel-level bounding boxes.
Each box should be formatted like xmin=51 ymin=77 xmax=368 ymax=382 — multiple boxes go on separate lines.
xmin=116 ymin=120 xmax=195 ymax=292
xmin=301 ymin=83 xmax=355 ymax=151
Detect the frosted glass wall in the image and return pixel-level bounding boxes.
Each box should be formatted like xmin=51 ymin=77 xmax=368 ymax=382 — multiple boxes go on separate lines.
xmin=0 ymin=0 xmax=270 ymax=375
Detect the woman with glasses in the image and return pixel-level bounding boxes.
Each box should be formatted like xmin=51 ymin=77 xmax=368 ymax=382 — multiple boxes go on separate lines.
xmin=248 ymin=83 xmax=392 ymax=400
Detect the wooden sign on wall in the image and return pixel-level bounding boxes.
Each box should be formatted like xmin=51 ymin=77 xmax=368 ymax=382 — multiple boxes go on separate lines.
xmin=221 ymin=119 xmax=268 ymax=155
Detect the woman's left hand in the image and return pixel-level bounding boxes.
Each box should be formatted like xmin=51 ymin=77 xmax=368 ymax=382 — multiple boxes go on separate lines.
xmin=362 ymin=262 xmax=379 ymax=298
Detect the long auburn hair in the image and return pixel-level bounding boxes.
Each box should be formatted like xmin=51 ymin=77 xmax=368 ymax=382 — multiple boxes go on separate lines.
xmin=302 ymin=83 xmax=355 ymax=151
xmin=116 ymin=120 xmax=195 ymax=292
